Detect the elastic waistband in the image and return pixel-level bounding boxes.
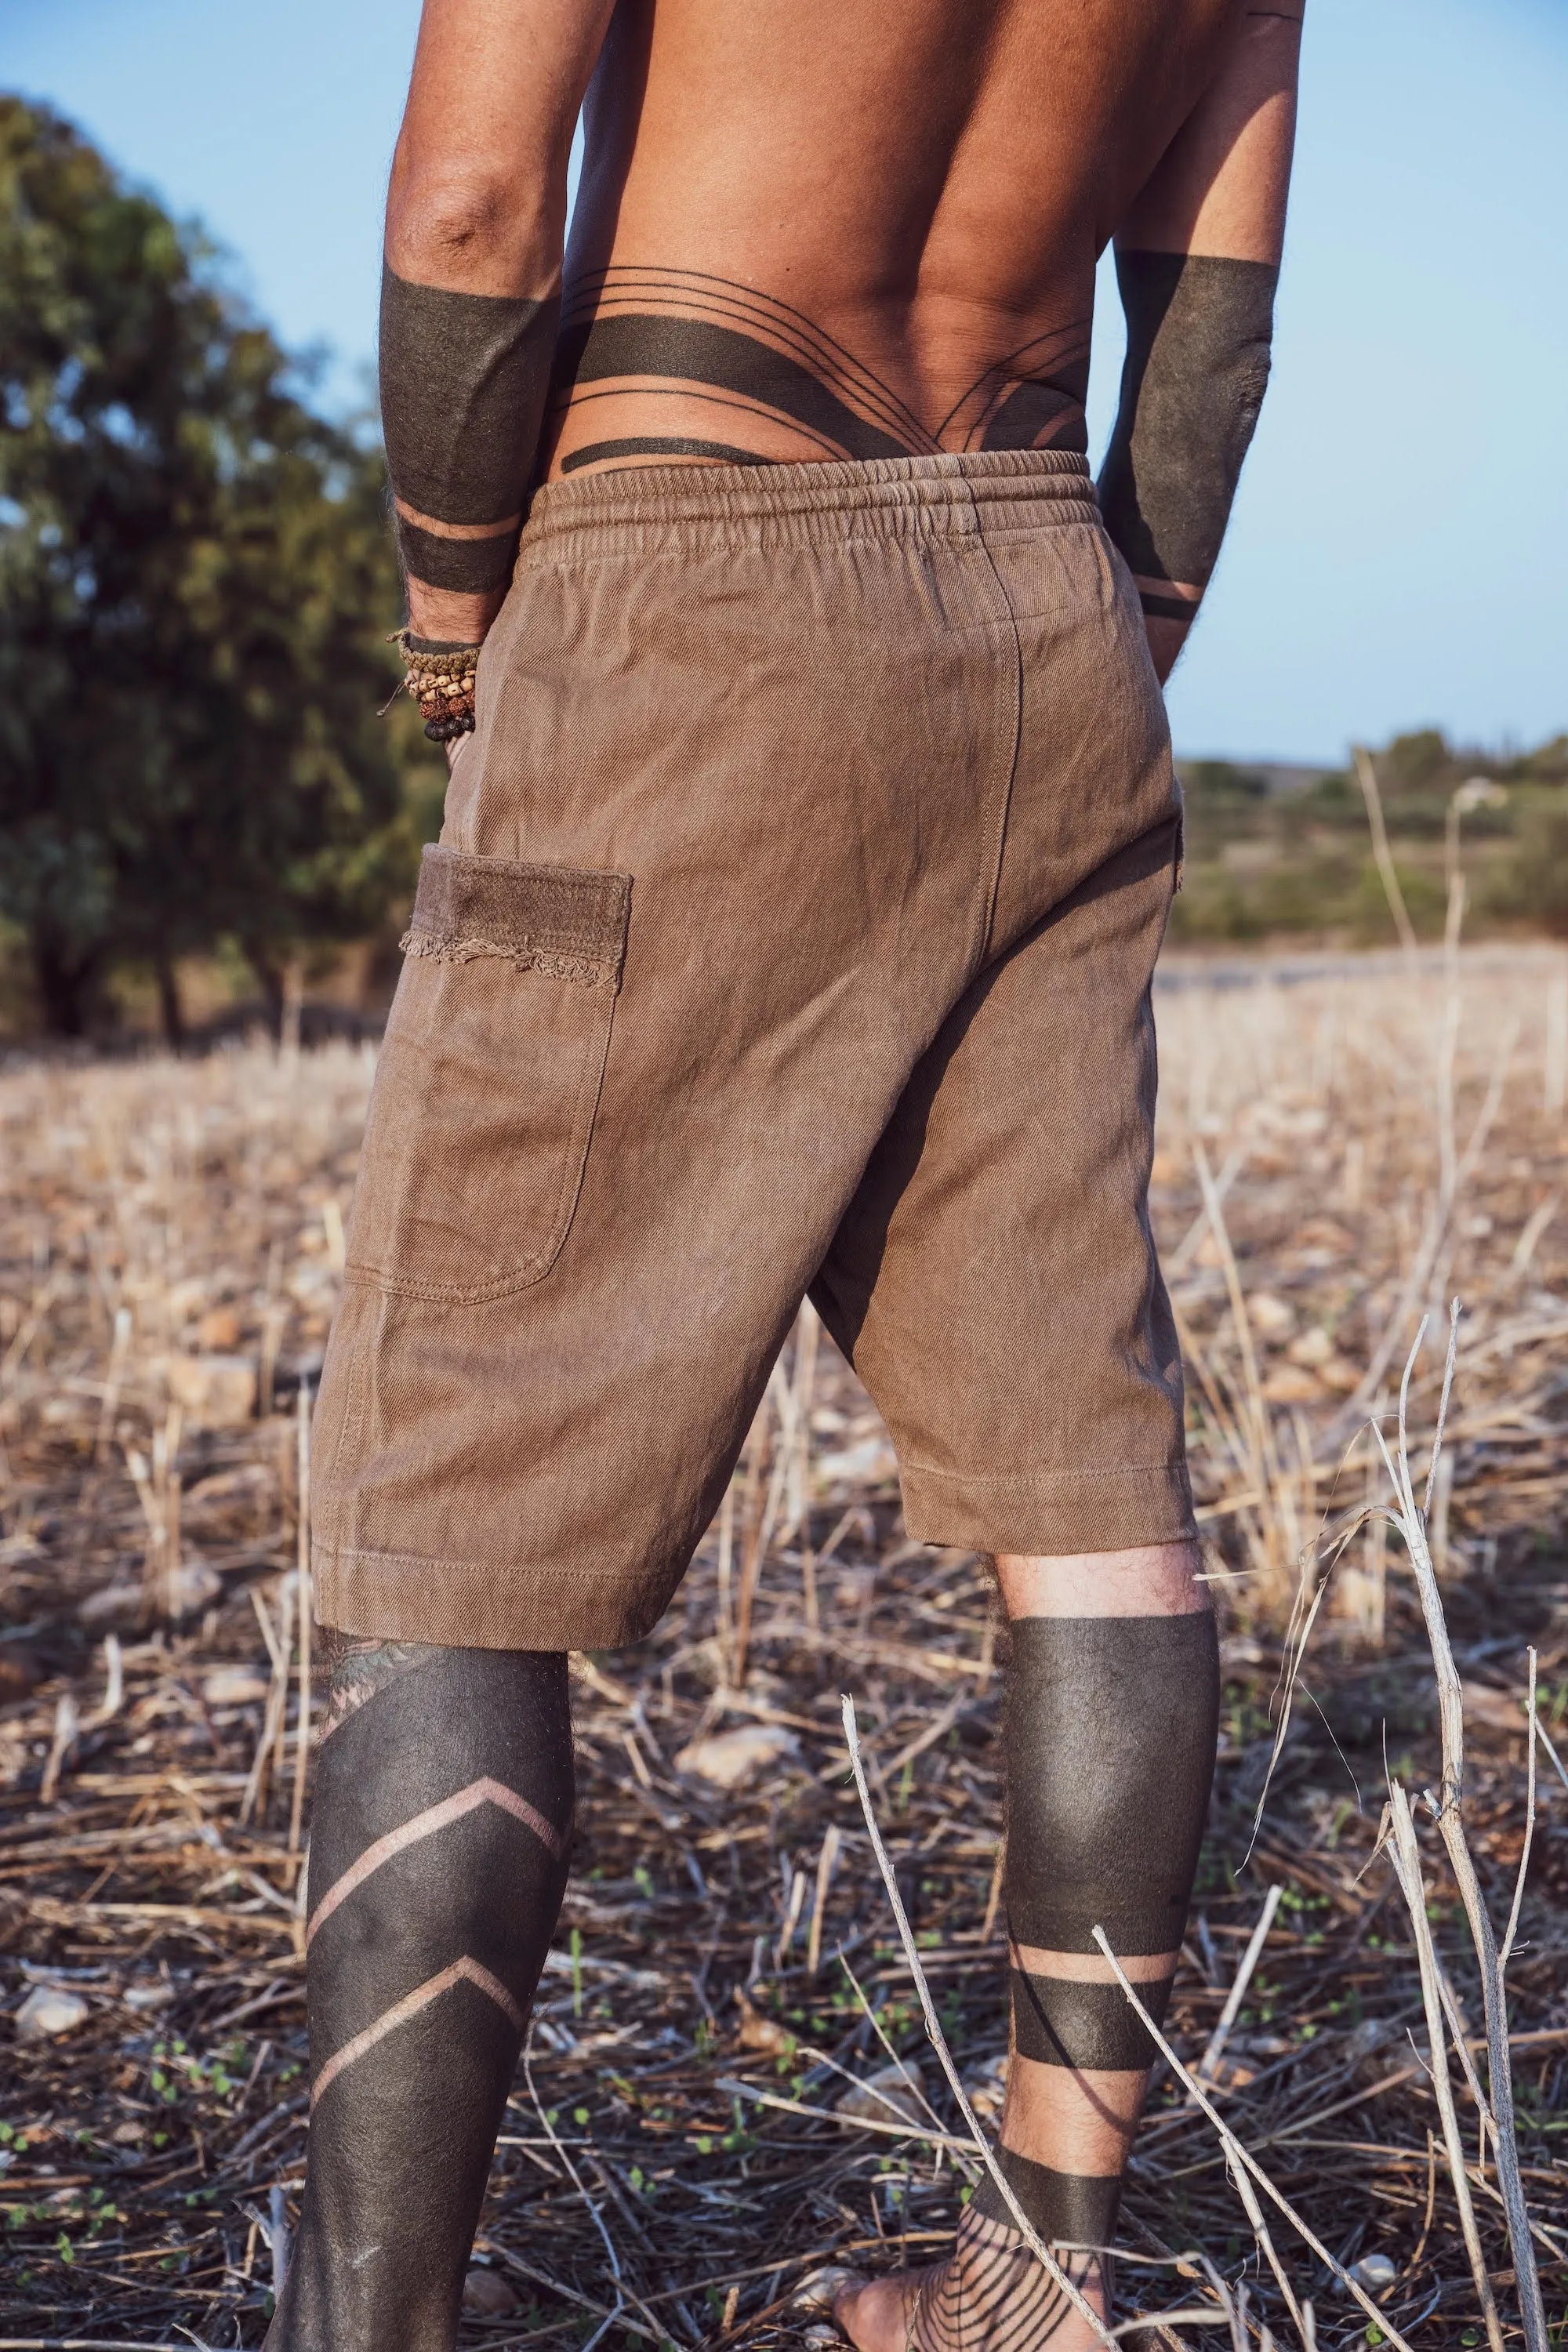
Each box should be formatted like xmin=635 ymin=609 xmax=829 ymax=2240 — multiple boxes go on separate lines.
xmin=521 ymin=448 xmax=1098 ymax=561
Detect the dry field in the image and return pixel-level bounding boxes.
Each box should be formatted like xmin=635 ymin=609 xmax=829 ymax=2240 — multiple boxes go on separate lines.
xmin=2 ymin=942 xmax=1566 ymax=2352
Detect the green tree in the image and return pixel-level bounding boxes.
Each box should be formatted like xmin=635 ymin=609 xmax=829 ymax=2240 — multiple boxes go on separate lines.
xmin=1378 ymin=728 xmax=1451 ymax=794
xmin=0 ymin=97 xmax=430 ymax=1037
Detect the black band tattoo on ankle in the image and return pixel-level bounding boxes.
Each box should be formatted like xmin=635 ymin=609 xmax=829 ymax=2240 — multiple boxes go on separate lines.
xmin=552 ymin=267 xmax=1091 ymax=470
xmin=1010 ymin=1964 xmax=1173 ymax=2072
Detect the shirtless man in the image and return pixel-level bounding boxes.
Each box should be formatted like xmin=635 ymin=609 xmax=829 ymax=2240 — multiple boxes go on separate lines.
xmin=273 ymin=5 xmax=1302 ymax=2347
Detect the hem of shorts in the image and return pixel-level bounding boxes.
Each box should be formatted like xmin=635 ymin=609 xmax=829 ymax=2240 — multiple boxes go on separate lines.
xmin=313 ymin=1542 xmax=671 ymax=1653
xmin=898 ymin=1458 xmax=1196 ymax=1557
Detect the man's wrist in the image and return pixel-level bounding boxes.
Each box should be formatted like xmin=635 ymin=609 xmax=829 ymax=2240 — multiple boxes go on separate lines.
xmin=1142 ymin=612 xmax=1191 ymax=687
xmin=405 ymin=579 xmax=507 ymax=649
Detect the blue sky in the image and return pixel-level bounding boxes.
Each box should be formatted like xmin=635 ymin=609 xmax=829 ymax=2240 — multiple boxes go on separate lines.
xmin=3 ymin=0 xmax=1564 ymax=763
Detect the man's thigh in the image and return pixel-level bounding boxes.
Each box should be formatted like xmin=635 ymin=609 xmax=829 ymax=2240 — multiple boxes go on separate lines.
xmin=812 ymin=815 xmax=1192 ymax=1560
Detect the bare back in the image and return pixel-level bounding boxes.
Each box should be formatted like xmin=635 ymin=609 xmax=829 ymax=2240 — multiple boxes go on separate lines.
xmin=383 ymin=0 xmax=1301 ymax=651
xmin=548 ymin=0 xmax=1246 ymax=475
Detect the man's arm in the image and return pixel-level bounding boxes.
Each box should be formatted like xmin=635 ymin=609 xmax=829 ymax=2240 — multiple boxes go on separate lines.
xmin=1098 ymin=5 xmax=1305 ymax=684
xmin=382 ymin=0 xmax=614 ymax=711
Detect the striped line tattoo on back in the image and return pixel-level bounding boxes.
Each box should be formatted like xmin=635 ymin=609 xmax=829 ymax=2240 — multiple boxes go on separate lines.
xmin=551 ymin=266 xmax=1092 ymax=468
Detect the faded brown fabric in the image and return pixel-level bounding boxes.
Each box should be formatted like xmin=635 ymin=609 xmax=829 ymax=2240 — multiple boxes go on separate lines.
xmin=312 ymin=448 xmax=1193 ymax=1650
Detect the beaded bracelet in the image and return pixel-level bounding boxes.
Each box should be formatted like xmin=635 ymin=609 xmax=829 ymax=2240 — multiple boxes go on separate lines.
xmin=390 ymin=630 xmax=481 ymax=743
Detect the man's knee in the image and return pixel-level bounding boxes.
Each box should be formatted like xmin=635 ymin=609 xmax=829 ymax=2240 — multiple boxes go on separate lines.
xmin=996 ymin=1538 xmax=1205 ymax=1623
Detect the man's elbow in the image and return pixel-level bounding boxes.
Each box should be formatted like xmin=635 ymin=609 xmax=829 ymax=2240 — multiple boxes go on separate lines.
xmin=385 ymin=154 xmax=557 ymax=292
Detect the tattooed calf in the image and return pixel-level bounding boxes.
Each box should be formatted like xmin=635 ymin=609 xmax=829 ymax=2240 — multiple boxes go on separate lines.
xmin=266 ymin=1642 xmax=573 ymax=2352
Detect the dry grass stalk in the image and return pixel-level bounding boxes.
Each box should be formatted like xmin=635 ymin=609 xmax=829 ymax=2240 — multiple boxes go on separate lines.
xmin=1090 ymin=1933 xmax=1419 ymax=2352
xmin=1381 ymin=1778 xmax=1503 ymax=2352
xmin=1194 ymin=1881 xmax=1283 ymax=2085
xmin=1498 ymin=1642 xmax=1537 ymax=1973
xmin=1354 ymin=744 xmax=1420 ymax=965
xmin=1370 ymin=1312 xmax=1549 ymax=2351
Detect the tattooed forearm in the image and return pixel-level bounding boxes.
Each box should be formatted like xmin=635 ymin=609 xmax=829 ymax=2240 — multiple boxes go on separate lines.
xmin=379 ymin=266 xmax=559 ymax=597
xmin=1097 ymin=249 xmax=1278 ymax=632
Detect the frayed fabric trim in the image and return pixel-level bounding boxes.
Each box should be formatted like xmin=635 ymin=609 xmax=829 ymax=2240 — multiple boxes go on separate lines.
xmin=399 ymin=928 xmax=619 ymax=989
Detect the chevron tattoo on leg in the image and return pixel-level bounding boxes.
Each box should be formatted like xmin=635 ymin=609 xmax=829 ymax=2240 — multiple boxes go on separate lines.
xmin=263 ymin=1639 xmax=574 ymax=2352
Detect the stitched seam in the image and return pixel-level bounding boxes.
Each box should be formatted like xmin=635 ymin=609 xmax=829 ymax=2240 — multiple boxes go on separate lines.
xmin=346 ymin=918 xmax=620 ymax=1300
xmin=529 ymin=967 xmax=619 ymax=1279
xmin=327 ymin=1341 xmax=365 ymax=1551
xmin=902 ymin=1458 xmax=1189 ymax=1493
xmin=314 ymin=1540 xmax=670 ymax=1588
xmin=343 ymin=977 xmax=616 ymax=1301
xmin=517 ymin=512 xmax=1098 ymax=576
xmin=962 ymin=475 xmax=1026 ymax=979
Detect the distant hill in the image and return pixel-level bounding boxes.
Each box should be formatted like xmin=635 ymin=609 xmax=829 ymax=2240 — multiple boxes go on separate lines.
xmin=1169 ymin=730 xmax=1568 ymax=945
xmin=1177 ymin=758 xmax=1336 ymax=798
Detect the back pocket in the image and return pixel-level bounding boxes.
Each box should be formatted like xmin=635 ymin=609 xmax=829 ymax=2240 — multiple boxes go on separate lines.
xmin=347 ymin=845 xmax=631 ymax=1301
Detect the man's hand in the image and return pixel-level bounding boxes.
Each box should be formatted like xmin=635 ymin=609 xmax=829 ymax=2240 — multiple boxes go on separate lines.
xmin=1100 ymin=5 xmax=1305 ymax=683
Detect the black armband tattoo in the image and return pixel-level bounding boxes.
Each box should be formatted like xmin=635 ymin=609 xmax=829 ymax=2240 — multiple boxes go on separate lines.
xmin=379 ymin=263 xmax=561 ymax=595
xmin=1097 ymin=250 xmax=1278 ymax=620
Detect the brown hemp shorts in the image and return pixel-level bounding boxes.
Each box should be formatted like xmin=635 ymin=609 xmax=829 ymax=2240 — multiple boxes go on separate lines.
xmin=312 ymin=448 xmax=1194 ymax=1650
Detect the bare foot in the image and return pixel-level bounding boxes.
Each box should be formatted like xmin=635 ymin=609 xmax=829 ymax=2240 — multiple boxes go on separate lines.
xmin=832 ymin=2265 xmax=927 ymax=2352
xmin=832 ymin=2211 xmax=1106 ymax=2352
